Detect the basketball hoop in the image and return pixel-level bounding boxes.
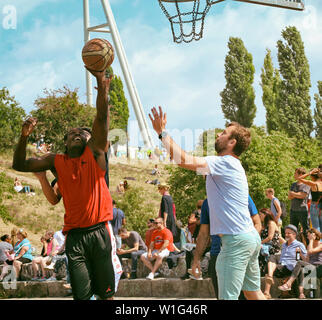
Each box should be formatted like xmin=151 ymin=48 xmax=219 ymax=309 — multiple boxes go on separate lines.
xmin=158 ymin=0 xmax=225 ymax=44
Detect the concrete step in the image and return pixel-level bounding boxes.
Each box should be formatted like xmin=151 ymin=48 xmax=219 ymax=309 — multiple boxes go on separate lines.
xmin=0 ymin=277 xmax=321 ymax=299
xmin=0 ymin=280 xmax=69 ymax=299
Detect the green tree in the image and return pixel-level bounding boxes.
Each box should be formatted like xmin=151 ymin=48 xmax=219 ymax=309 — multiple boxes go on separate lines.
xmin=276 ymin=26 xmax=313 ymax=138
xmin=30 ymin=87 xmax=96 ymax=153
xmin=166 ymin=128 xmax=322 ymax=227
xmin=314 ymin=81 xmax=322 ymax=144
xmin=105 ymin=67 xmax=129 ymax=155
xmin=166 ymin=165 xmax=206 ymax=223
xmin=220 ymin=37 xmax=257 ymax=128
xmin=114 ymin=187 xmax=155 ymax=238
xmin=0 ymin=88 xmax=26 ymax=151
xmin=260 ymin=49 xmax=282 ymax=133
xmin=195 ymin=128 xmax=222 ymax=157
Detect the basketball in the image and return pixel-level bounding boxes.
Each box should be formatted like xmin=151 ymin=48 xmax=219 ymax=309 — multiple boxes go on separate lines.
xmin=82 ymin=38 xmax=114 ymax=72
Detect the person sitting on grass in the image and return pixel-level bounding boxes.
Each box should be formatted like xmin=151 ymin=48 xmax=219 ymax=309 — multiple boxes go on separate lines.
xmin=151 ymin=164 xmax=161 ymax=176
xmin=14 ymin=177 xmax=33 ymax=194
xmin=278 ymin=228 xmax=322 ymax=299
xmin=140 ymin=217 xmax=175 ymax=280
xmin=263 ymin=224 xmax=307 ymax=299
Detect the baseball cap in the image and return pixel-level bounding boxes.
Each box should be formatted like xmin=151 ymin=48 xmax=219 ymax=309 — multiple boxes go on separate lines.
xmin=285 ymin=224 xmax=298 ymax=234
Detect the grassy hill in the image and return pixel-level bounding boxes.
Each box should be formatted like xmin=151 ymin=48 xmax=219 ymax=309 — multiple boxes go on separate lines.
xmin=0 ymin=151 xmax=168 ymax=254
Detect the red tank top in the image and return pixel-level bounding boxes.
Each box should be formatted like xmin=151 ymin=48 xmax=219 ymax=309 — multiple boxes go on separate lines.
xmin=55 ymin=146 xmax=113 ymax=234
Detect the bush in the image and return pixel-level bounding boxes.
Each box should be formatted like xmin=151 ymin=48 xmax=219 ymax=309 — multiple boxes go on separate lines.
xmin=0 ymin=172 xmax=15 ymax=223
xmin=114 ymin=187 xmax=155 ymax=238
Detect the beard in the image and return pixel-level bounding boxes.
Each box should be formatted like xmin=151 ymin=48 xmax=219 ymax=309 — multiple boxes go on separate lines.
xmin=215 ymin=140 xmax=226 ymax=154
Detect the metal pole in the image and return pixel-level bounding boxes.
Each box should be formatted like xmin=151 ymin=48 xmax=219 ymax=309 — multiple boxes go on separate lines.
xmin=100 ymin=0 xmax=154 ymax=149
xmin=83 ymin=0 xmax=93 ymax=107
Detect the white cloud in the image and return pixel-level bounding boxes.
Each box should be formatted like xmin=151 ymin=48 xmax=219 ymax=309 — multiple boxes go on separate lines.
xmin=1 ymin=0 xmax=321 ymax=148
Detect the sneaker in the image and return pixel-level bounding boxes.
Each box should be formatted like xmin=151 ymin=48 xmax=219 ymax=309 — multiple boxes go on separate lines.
xmin=154 ymin=272 xmax=160 ymax=278
xmin=146 ymin=272 xmax=154 ymax=280
xmin=38 ymin=276 xmax=47 ymax=282
xmin=46 ymin=276 xmax=56 ymax=282
xmin=31 ymin=277 xmax=41 ymax=281
xmin=189 ymin=274 xmax=203 ymax=280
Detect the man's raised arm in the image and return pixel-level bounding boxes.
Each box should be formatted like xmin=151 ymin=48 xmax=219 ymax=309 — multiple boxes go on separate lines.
xmin=12 ymin=117 xmax=55 ymax=172
xmin=86 ymin=68 xmax=112 ymax=153
xmin=149 ymin=106 xmax=209 ymax=173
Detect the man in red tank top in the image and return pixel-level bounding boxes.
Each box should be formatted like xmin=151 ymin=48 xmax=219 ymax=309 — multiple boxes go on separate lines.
xmin=12 ymin=67 xmax=121 ymax=300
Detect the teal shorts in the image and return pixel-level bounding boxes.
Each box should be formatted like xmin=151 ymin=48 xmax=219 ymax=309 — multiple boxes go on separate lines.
xmin=216 ymin=229 xmax=261 ymax=300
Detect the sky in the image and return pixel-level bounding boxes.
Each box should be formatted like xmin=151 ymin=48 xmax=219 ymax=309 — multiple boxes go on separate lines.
xmin=0 ymin=0 xmax=321 ymax=149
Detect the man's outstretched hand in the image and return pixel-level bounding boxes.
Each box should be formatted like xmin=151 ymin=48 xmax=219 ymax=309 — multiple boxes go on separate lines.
xmin=21 ymin=117 xmax=37 ymax=137
xmin=149 ymin=106 xmax=167 ymax=136
xmin=85 ymin=66 xmax=113 ymax=90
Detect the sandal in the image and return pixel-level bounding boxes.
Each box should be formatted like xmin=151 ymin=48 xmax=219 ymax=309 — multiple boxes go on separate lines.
xmin=265 ymin=275 xmax=274 ymax=285
xmin=299 ymin=293 xmax=306 ymax=299
xmin=278 ymin=283 xmax=292 ymax=291
xmin=264 ymin=292 xmax=272 ymax=299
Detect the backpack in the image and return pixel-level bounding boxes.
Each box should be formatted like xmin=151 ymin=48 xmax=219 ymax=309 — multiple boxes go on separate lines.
xmin=273 ymin=200 xmax=287 ymax=220
xmin=280 ymin=201 xmax=287 ymax=219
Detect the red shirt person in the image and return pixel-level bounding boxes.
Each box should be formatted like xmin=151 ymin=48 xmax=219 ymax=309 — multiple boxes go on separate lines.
xmin=12 ymin=68 xmax=121 ymax=300
xmin=140 ymin=217 xmax=174 ymax=280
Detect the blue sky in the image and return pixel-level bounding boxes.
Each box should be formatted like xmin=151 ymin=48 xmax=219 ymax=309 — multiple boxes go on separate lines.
xmin=0 ymin=0 xmax=321 ymax=148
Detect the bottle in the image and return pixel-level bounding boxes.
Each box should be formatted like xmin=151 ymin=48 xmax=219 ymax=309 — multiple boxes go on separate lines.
xmin=296 ymin=248 xmax=300 ymax=261
xmin=309 ymin=283 xmax=315 ymax=299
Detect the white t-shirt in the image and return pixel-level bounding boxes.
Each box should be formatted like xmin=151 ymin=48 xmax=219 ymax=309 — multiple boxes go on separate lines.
xmin=53 ymin=230 xmax=65 ymax=249
xmin=205 ymin=155 xmax=254 ymax=235
xmin=14 ymin=185 xmax=23 ymax=192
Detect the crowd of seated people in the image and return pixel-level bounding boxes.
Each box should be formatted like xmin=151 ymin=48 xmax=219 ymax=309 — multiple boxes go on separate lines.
xmin=0 ymin=227 xmax=69 ymax=284
xmin=0 ymin=229 xmax=33 ymax=281
xmin=2 ymin=165 xmax=321 ymax=300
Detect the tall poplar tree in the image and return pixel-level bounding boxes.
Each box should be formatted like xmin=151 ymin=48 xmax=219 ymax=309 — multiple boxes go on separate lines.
xmin=260 ymin=49 xmax=282 ymax=133
xmin=105 ymin=67 xmax=129 ymax=154
xmin=314 ymin=81 xmax=322 ymax=144
xmin=220 ymin=37 xmax=256 ymax=128
xmin=106 ymin=67 xmax=129 ymax=132
xmin=276 ymin=26 xmax=313 ymax=138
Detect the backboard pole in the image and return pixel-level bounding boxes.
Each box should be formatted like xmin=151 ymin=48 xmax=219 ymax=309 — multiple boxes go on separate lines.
xmin=83 ymin=0 xmax=93 ymax=107
xmin=100 ymin=0 xmax=154 ymax=149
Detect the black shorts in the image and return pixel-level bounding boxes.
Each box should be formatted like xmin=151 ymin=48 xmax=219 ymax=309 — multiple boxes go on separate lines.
xmin=5 ymin=257 xmax=31 ymax=265
xmin=66 ymin=222 xmax=119 ymax=300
